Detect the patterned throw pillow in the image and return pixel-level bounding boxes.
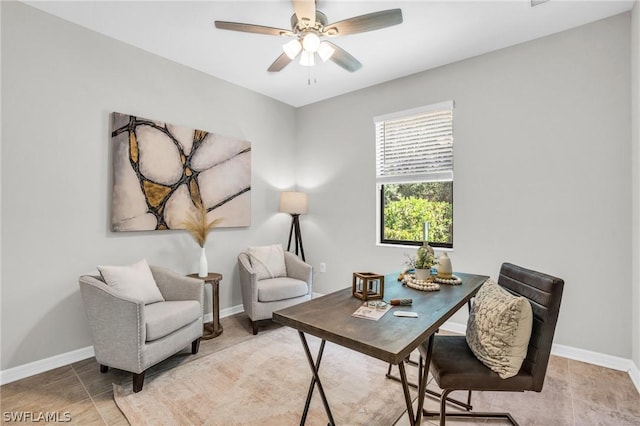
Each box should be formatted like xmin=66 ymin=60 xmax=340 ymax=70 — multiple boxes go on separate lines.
xmin=247 ymin=244 xmax=287 ymax=280
xmin=466 ymin=278 xmax=533 ymax=379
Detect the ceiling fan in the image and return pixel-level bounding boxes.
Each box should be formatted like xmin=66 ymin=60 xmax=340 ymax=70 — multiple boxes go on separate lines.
xmin=214 ymin=0 xmax=403 ymax=73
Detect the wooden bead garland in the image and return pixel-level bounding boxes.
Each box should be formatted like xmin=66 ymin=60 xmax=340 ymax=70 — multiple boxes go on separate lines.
xmin=434 ymin=275 xmax=462 ymax=285
xmin=402 ymin=274 xmax=440 ymax=292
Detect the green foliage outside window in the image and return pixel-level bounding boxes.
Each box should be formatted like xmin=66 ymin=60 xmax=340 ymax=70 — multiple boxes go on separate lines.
xmin=382 ymin=182 xmax=453 ymax=245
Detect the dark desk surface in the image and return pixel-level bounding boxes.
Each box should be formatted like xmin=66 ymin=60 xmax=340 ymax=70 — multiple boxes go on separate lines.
xmin=273 ymin=272 xmax=488 ymax=364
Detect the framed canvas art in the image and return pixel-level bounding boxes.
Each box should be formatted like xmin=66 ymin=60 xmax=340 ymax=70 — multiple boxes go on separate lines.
xmin=110 ymin=112 xmax=251 ymax=231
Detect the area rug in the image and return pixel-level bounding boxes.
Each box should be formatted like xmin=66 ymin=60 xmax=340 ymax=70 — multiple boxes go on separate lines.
xmin=113 ymin=327 xmax=415 ymax=425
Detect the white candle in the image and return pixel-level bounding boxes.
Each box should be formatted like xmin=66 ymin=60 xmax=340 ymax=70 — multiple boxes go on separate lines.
xmin=423 ymin=222 xmax=429 ymax=242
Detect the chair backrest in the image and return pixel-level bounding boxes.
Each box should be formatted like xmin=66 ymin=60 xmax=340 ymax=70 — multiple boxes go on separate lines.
xmin=497 ymin=262 xmax=564 ymax=391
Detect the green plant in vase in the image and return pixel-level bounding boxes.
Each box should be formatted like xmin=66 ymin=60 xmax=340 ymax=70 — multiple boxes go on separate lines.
xmin=414 ymin=243 xmax=437 ymax=281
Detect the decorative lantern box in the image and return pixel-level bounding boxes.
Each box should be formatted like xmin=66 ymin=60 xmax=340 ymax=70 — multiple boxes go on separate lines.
xmin=352 ymin=272 xmax=385 ymax=301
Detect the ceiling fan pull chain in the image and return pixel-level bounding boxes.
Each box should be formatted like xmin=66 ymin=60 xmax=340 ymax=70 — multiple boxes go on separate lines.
xmin=307 ymin=67 xmax=318 ymax=86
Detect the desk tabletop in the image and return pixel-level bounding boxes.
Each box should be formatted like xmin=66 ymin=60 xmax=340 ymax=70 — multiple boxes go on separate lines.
xmin=273 ymin=272 xmax=488 ymax=364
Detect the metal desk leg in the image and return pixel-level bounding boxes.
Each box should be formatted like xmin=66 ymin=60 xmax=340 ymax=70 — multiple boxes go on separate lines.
xmin=298 ymin=332 xmax=335 ymax=426
xmin=398 ymin=361 xmax=416 ymax=426
xmin=416 ymin=334 xmax=434 ymax=424
xmin=301 ymin=338 xmax=326 ymax=424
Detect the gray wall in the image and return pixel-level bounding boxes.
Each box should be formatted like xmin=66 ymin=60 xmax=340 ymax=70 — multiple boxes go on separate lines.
xmin=296 ymin=13 xmax=632 ymax=357
xmin=632 ymin=0 xmax=639 ymax=372
xmin=1 ymin=2 xmax=297 ymax=370
xmin=1 ymin=1 xmax=637 ymax=372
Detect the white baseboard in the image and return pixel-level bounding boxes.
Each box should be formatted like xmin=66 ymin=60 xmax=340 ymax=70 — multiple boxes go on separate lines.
xmin=440 ymin=320 xmax=466 ymax=335
xmin=0 ymin=346 xmax=95 ymax=386
xmin=551 ymin=343 xmax=640 ymax=393
xmin=630 ymin=363 xmax=640 ymax=391
xmin=219 ymin=303 xmax=245 ymax=320
xmin=3 ymin=309 xmax=639 ymax=395
xmin=0 ymin=304 xmax=246 ymax=385
xmin=551 ymin=343 xmax=634 ymax=371
xmin=203 ymin=303 xmax=244 ymax=323
xmin=440 ymin=320 xmax=640 ymax=394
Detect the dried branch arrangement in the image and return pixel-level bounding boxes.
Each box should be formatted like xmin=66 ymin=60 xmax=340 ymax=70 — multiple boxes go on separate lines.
xmin=182 ymin=201 xmax=223 ymax=247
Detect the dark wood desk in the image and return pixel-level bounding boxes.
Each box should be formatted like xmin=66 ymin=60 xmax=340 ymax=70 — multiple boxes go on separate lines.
xmin=187 ymin=272 xmax=223 ymax=340
xmin=273 ymin=272 xmax=488 ymax=426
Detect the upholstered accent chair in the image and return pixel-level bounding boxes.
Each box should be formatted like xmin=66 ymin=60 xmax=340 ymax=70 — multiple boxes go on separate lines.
xmin=79 ymin=266 xmax=204 ymax=392
xmin=420 ymin=263 xmax=564 ymax=425
xmin=238 ymin=248 xmax=312 ymax=335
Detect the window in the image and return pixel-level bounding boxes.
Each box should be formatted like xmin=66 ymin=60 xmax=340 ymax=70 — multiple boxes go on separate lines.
xmin=375 ymin=101 xmax=454 ymax=248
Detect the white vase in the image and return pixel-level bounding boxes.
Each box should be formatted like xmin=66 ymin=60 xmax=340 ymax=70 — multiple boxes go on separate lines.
xmin=437 ymin=252 xmax=453 ymax=278
xmin=198 ymin=247 xmax=208 ymax=278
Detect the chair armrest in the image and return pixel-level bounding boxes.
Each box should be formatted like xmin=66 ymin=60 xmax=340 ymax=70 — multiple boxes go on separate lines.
xmin=284 ymin=252 xmax=313 ymax=295
xmin=78 ymin=275 xmax=145 ymax=372
xmin=238 ymin=253 xmax=259 ymax=319
xmin=150 ymin=266 xmax=204 ymax=307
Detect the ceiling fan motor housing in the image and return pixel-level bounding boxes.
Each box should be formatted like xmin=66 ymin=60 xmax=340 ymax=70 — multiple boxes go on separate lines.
xmin=291 ymin=11 xmax=328 ymax=34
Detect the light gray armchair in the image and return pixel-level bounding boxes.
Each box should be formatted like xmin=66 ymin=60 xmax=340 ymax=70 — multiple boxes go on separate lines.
xmin=238 ymin=251 xmax=312 ymax=335
xmin=79 ymin=266 xmax=204 ymax=392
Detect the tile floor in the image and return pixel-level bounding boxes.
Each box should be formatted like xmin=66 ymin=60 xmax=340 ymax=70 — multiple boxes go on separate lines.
xmin=1 ymin=314 xmax=639 ymax=425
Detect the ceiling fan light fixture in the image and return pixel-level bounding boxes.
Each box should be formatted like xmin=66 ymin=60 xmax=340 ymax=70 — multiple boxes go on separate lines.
xmin=301 ymin=32 xmax=320 ymax=53
xmin=283 ymin=38 xmax=302 ymax=59
xmin=300 ymin=50 xmax=315 ymax=67
xmin=215 ymin=5 xmax=403 ymax=73
xmin=317 ymin=41 xmax=335 ymax=62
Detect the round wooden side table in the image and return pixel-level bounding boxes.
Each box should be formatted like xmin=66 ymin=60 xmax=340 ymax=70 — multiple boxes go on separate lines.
xmin=188 ymin=272 xmax=223 ymax=340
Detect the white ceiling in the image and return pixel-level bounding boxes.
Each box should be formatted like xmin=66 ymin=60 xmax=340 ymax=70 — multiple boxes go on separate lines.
xmin=25 ymin=0 xmax=634 ymax=107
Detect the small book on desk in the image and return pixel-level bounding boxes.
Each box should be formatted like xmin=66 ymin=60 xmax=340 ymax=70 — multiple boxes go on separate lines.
xmin=352 ymin=303 xmax=392 ymax=321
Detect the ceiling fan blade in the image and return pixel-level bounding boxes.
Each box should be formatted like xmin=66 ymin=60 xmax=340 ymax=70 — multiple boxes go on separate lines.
xmin=268 ymin=52 xmax=294 ymax=72
xmin=325 ymin=42 xmax=362 ymax=72
xmin=323 ymin=9 xmax=403 ymax=36
xmin=215 ymin=21 xmax=293 ymax=37
xmin=293 ymin=0 xmax=316 ymax=28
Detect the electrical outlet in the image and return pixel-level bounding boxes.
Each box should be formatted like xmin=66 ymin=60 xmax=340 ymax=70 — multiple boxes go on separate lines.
xmin=319 ymin=262 xmax=326 ymax=273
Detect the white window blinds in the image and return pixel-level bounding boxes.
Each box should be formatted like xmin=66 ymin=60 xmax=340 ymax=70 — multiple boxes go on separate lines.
xmin=374 ymin=100 xmax=454 ymax=184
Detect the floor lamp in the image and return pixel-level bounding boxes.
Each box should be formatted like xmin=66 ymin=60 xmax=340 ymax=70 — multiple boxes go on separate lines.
xmin=279 ymin=191 xmax=308 ymax=261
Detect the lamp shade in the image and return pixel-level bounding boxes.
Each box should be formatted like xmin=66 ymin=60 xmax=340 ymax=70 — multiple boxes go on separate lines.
xmin=302 ymin=33 xmax=320 ymax=53
xmin=317 ymin=41 xmax=335 ymax=62
xmin=299 ymin=50 xmax=315 ymax=67
xmin=283 ymin=38 xmax=302 ymax=60
xmin=279 ymin=191 xmax=308 ymax=214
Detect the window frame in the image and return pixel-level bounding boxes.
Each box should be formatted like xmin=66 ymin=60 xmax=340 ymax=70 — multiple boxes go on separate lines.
xmin=378 ymin=183 xmax=453 ymax=249
xmin=375 ymin=101 xmax=454 ymax=248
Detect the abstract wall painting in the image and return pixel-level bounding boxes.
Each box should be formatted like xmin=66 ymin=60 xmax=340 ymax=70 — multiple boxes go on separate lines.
xmin=110 ymin=112 xmax=251 ymax=231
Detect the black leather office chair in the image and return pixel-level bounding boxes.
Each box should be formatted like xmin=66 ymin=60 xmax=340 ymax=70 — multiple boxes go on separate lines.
xmin=420 ymin=262 xmax=564 ymax=426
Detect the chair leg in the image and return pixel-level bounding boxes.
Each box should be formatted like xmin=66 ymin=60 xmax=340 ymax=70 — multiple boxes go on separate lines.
xmin=423 ymin=387 xmax=519 ymax=426
xmin=192 ymin=338 xmax=201 ymax=354
xmin=250 ymin=319 xmax=274 ymax=335
xmin=386 ymin=358 xmax=473 ymax=411
xmin=100 ymin=365 xmax=108 ymax=373
xmin=440 ymin=389 xmax=452 ymax=426
xmin=132 ymin=372 xmax=145 ymax=393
